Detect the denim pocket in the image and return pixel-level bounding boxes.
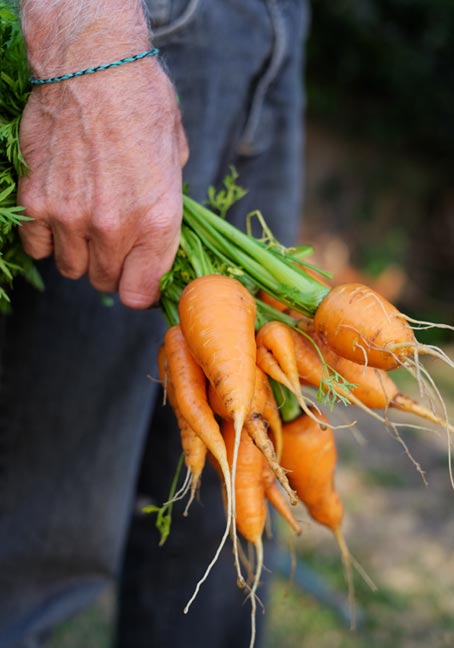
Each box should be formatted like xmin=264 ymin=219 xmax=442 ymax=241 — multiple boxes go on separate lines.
xmin=143 ymin=0 xmax=201 ymax=40
xmin=237 ymin=0 xmax=309 ymax=157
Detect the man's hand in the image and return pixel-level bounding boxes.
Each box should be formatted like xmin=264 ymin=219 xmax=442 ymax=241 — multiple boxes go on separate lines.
xmin=18 ymin=1 xmax=188 ymax=308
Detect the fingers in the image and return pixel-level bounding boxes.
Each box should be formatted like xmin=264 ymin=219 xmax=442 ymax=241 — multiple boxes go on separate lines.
xmin=87 ymin=224 xmax=125 ymax=294
xmin=18 ymin=203 xmax=182 ymax=306
xmin=19 ymin=220 xmax=53 ymax=259
xmin=119 ymin=234 xmax=180 ymax=309
xmin=119 ymin=205 xmax=183 ymax=309
xmin=52 ymin=225 xmax=89 ymax=280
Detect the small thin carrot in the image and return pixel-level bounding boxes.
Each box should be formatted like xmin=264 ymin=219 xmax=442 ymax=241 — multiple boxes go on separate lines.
xmin=256 ymin=345 xmax=294 ymax=392
xmin=157 ymin=346 xmax=207 ymax=513
xmin=280 ymin=411 xmax=343 ymax=529
xmin=262 ymin=461 xmax=302 ymax=536
xmin=245 ymin=367 xmax=298 ymax=505
xmin=256 ymin=321 xmax=302 ymax=397
xmin=256 ymin=322 xmax=323 ymax=425
xmin=292 ymin=328 xmax=452 ymax=428
xmin=163 ymin=325 xmax=237 ymax=606
xmin=260 ymin=371 xmax=284 ymax=460
xmin=222 ymin=419 xmax=266 ymax=648
xmin=208 ymin=367 xmax=298 ymax=505
xmin=280 ymin=410 xmax=356 ymax=628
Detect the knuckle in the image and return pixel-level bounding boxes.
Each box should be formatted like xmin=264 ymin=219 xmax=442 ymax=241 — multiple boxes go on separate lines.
xmin=18 ymin=186 xmax=47 ymax=220
xmin=50 ymin=206 xmax=86 ymax=230
xmin=90 ymin=214 xmax=122 ymax=240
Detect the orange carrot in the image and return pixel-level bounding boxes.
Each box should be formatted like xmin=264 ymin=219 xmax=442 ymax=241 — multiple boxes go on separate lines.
xmin=256 ymin=345 xmax=294 ymax=392
xmin=157 ymin=346 xmax=207 ymax=512
xmin=244 ymin=367 xmax=298 ymax=505
xmin=261 ymin=374 xmax=284 ymax=461
xmin=280 ymin=411 xmax=343 ymax=530
xmin=163 ymin=325 xmax=237 ymax=604
xmin=280 ymin=410 xmax=356 ymax=627
xmin=223 ymin=419 xmax=266 ymax=648
xmin=262 ymin=461 xmax=302 ymax=536
xmin=313 ymin=283 xmax=415 ymax=370
xmin=223 ymin=420 xmax=267 ymax=544
xmin=256 ymin=321 xmax=302 ymax=397
xmin=257 ymin=289 xmax=304 ymax=321
xmin=291 ymin=328 xmax=396 ymax=407
xmin=208 ymin=367 xmax=297 ymax=505
xmin=256 ymin=321 xmax=322 ymax=424
xmin=178 ymin=275 xmax=257 ymax=431
xmin=178 ymin=275 xmax=257 ymax=586
xmin=291 ymin=328 xmax=450 ymax=427
xmin=257 ymin=289 xmax=288 ymax=313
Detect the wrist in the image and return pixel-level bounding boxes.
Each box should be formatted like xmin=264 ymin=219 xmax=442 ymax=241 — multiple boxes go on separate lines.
xmin=21 ymin=1 xmax=151 ymax=78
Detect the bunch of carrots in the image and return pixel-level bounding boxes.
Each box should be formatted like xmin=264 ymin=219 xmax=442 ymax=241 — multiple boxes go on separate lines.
xmin=155 ymin=226 xmax=453 ymax=647
xmin=1 ymin=8 xmax=454 ymax=647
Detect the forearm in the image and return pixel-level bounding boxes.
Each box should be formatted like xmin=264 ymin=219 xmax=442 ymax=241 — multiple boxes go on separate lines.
xmin=20 ymin=0 xmax=150 ymax=77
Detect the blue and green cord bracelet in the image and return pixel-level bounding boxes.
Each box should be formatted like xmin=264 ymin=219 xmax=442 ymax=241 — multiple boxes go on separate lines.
xmin=29 ymin=48 xmax=159 ymax=86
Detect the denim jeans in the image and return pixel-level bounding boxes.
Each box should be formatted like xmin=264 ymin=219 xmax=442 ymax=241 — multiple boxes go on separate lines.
xmin=0 ymin=1 xmax=309 ymax=646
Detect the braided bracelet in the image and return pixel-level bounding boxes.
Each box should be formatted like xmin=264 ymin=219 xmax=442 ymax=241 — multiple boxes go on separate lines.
xmin=29 ymin=48 xmax=159 ymax=86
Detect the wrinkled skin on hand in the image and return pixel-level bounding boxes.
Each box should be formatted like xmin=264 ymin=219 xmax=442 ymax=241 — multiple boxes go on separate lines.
xmin=18 ymin=59 xmax=189 ymax=308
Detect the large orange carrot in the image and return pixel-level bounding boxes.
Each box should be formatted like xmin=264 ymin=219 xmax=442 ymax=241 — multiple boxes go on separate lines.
xmin=164 ymin=325 xmax=237 ymax=603
xmin=313 ymin=283 xmax=415 ymax=370
xmin=178 ymin=275 xmax=257 ymax=586
xmin=178 ymin=275 xmax=257 ymax=431
xmin=157 ymin=346 xmax=207 ymax=511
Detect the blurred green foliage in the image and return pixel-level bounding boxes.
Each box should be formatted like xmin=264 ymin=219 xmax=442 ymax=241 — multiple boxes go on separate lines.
xmin=306 ymin=0 xmax=454 ymax=170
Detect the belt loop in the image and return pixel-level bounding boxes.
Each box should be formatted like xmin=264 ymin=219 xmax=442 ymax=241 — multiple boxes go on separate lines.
xmin=237 ymin=0 xmax=287 ymax=156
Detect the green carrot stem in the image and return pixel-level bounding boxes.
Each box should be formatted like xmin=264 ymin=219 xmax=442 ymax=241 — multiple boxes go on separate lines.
xmin=179 ymin=225 xmax=215 ymax=277
xmin=183 ymin=195 xmax=330 ymax=315
xmin=269 ymin=378 xmax=301 ymax=423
